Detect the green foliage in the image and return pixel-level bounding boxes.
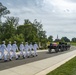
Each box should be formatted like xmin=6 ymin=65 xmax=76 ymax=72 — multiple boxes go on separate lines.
xmin=61 ymin=37 xmax=70 ymax=42
xmin=0 ymin=16 xmax=19 ymax=41
xmin=0 ymin=2 xmax=10 ymax=16
xmin=48 ymin=35 xmax=53 ymax=42
xmin=24 ymin=19 xmax=31 ymax=25
xmin=71 ymin=37 xmax=76 ymax=42
xmin=0 ymin=2 xmax=10 ymax=23
xmin=17 ymin=23 xmax=38 ymax=42
xmin=5 ymin=34 xmax=24 ymax=46
xmin=17 ymin=19 xmax=47 ymax=48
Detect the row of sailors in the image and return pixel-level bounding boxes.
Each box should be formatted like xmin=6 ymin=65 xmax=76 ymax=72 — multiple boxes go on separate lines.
xmin=0 ymin=41 xmax=39 ymax=62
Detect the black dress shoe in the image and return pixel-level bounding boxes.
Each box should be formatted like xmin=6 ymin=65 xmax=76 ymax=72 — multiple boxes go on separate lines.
xmin=18 ymin=55 xmax=20 ymax=58
xmin=16 ymin=58 xmax=18 ymax=60
xmin=9 ymin=59 xmax=12 ymax=61
xmin=32 ymin=55 xmax=35 ymax=57
xmin=0 ymin=59 xmax=2 ymax=60
xmin=27 ymin=56 xmax=29 ymax=58
xmin=4 ymin=60 xmax=8 ymax=62
xmin=22 ymin=56 xmax=25 ymax=59
xmin=36 ymin=55 xmax=38 ymax=56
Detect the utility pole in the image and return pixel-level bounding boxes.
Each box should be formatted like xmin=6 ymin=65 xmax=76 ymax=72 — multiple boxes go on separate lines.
xmin=57 ymin=35 xmax=58 ymax=40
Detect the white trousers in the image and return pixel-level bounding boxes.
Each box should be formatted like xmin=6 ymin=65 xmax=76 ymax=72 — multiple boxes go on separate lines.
xmin=29 ymin=48 xmax=32 ymax=55
xmin=11 ymin=50 xmax=18 ymax=59
xmin=20 ymin=50 xmax=25 ymax=57
xmin=33 ymin=49 xmax=38 ymax=56
xmin=24 ymin=49 xmax=29 ymax=57
xmin=0 ymin=51 xmax=7 ymax=60
xmin=7 ymin=51 xmax=12 ymax=59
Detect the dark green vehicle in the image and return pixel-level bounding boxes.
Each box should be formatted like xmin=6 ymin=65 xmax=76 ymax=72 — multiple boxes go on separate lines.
xmin=48 ymin=42 xmax=70 ymax=53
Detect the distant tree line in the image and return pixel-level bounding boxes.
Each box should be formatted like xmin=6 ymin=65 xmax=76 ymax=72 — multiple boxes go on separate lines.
xmin=47 ymin=36 xmax=76 ymax=43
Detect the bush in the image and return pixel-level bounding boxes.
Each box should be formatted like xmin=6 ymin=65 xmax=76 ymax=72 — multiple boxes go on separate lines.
xmin=5 ymin=34 xmax=25 ymax=46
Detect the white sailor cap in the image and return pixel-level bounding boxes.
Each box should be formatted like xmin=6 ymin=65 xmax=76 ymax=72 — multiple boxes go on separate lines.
xmin=26 ymin=42 xmax=28 ymax=44
xmin=2 ymin=41 xmax=5 ymax=43
xmin=14 ymin=41 xmax=16 ymax=43
xmin=35 ymin=42 xmax=36 ymax=44
xmin=21 ymin=42 xmax=23 ymax=44
xmin=9 ymin=41 xmax=11 ymax=43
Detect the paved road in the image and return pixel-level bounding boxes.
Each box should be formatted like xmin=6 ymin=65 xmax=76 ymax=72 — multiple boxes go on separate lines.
xmin=0 ymin=46 xmax=76 ymax=71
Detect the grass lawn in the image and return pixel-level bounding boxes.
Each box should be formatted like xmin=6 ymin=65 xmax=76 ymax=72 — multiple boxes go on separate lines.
xmin=71 ymin=42 xmax=76 ymax=46
xmin=47 ymin=56 xmax=76 ymax=75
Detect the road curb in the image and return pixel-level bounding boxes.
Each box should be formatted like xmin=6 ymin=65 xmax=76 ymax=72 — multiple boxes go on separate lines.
xmin=35 ymin=51 xmax=76 ymax=75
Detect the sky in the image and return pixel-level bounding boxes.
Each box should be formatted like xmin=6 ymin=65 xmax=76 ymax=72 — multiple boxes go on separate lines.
xmin=0 ymin=0 xmax=76 ymax=40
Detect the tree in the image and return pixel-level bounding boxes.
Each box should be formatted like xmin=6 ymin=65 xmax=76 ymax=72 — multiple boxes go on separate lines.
xmin=32 ymin=19 xmax=47 ymax=48
xmin=24 ymin=19 xmax=31 ymax=25
xmin=61 ymin=37 xmax=70 ymax=42
xmin=48 ymin=35 xmax=53 ymax=42
xmin=5 ymin=34 xmax=25 ymax=46
xmin=33 ymin=19 xmax=47 ymax=41
xmin=5 ymin=16 xmax=19 ymax=27
xmin=0 ymin=16 xmax=19 ymax=41
xmin=71 ymin=37 xmax=76 ymax=42
xmin=17 ymin=19 xmax=47 ymax=48
xmin=0 ymin=2 xmax=10 ymax=24
xmin=17 ymin=23 xmax=39 ymax=42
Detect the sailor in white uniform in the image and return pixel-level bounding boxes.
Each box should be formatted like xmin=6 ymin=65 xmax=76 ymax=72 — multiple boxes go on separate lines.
xmin=7 ymin=41 xmax=12 ymax=61
xmin=19 ymin=42 xmax=25 ymax=59
xmin=33 ymin=42 xmax=38 ymax=56
xmin=29 ymin=42 xmax=33 ymax=56
xmin=11 ymin=41 xmax=18 ymax=60
xmin=0 ymin=41 xmax=8 ymax=62
xmin=0 ymin=44 xmax=1 ymax=58
xmin=24 ymin=42 xmax=29 ymax=58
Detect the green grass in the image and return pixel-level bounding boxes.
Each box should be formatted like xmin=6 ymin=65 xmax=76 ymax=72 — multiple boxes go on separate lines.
xmin=71 ymin=42 xmax=76 ymax=46
xmin=47 ymin=56 xmax=76 ymax=75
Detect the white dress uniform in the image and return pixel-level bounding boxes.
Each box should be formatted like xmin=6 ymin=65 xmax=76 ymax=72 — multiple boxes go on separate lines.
xmin=0 ymin=44 xmax=1 ymax=53
xmin=0 ymin=45 xmax=1 ymax=57
xmin=24 ymin=42 xmax=29 ymax=57
xmin=0 ymin=43 xmax=8 ymax=61
xmin=11 ymin=42 xmax=18 ymax=59
xmin=7 ymin=43 xmax=12 ymax=60
xmin=19 ymin=43 xmax=25 ymax=58
xmin=29 ymin=43 xmax=33 ymax=55
xmin=33 ymin=43 xmax=38 ymax=56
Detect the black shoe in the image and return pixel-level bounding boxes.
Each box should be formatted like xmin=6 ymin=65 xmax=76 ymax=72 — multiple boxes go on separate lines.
xmin=23 ymin=57 xmax=25 ymax=59
xmin=16 ymin=58 xmax=18 ymax=60
xmin=32 ymin=55 xmax=34 ymax=57
xmin=9 ymin=59 xmax=12 ymax=61
xmin=36 ymin=55 xmax=38 ymax=56
xmin=23 ymin=56 xmax=25 ymax=59
xmin=18 ymin=55 xmax=20 ymax=58
xmin=27 ymin=56 xmax=29 ymax=58
xmin=4 ymin=60 xmax=8 ymax=62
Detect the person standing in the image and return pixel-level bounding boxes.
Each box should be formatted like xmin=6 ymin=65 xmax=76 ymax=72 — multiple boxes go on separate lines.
xmin=0 ymin=41 xmax=8 ymax=62
xmin=33 ymin=42 xmax=38 ymax=56
xmin=19 ymin=42 xmax=25 ymax=59
xmin=7 ymin=41 xmax=12 ymax=61
xmin=11 ymin=41 xmax=19 ymax=60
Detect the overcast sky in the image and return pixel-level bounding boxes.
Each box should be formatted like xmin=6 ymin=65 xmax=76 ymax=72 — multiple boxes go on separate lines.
xmin=0 ymin=0 xmax=76 ymax=40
